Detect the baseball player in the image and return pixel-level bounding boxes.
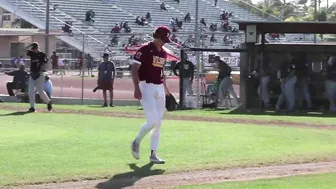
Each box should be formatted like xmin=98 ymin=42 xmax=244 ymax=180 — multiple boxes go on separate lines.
xmin=131 ymin=26 xmax=171 ymax=164
xmin=26 ymin=42 xmax=52 ymax=112
xmin=276 ymin=53 xmax=297 ymax=112
xmin=214 ymin=56 xmax=240 ymax=107
xmin=252 ymin=55 xmax=271 ymax=108
xmin=295 ymin=54 xmax=312 ymax=110
xmin=325 ymin=56 xmax=336 ymax=112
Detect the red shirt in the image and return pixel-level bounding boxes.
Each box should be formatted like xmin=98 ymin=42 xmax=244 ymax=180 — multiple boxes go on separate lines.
xmin=133 ymin=42 xmax=167 ymax=84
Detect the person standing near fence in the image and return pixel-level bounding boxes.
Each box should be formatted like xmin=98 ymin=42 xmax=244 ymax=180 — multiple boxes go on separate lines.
xmin=26 ymin=42 xmax=52 ymax=112
xmin=97 ymin=53 xmax=115 ymax=107
xmin=172 ymin=53 xmax=194 ymax=106
xmin=86 ymin=53 xmax=94 ymax=77
xmin=325 ymin=56 xmax=336 ymax=112
xmin=77 ymin=52 xmax=84 ymax=76
xmin=214 ymin=56 xmax=240 ymax=107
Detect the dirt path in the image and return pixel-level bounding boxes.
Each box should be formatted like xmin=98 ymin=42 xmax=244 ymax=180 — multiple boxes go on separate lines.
xmin=5 ymin=161 xmax=336 ymax=189
xmin=0 ymin=105 xmax=335 ymax=130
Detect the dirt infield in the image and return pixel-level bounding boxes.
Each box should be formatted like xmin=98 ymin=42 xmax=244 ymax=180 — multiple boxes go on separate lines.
xmin=0 ymin=73 xmax=240 ymax=100
xmin=6 ymin=162 xmax=336 ymax=189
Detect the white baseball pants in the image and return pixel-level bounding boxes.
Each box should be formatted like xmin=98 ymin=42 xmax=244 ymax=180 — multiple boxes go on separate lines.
xmin=325 ymin=80 xmax=336 ymax=111
xmin=276 ymin=76 xmax=297 ymax=111
xmin=183 ymin=78 xmax=194 ymax=105
xmin=135 ymin=81 xmax=166 ymax=152
xmin=28 ymin=72 xmax=51 ymax=108
xmin=258 ymin=76 xmax=270 ymax=104
xmin=218 ymin=76 xmax=239 ymax=105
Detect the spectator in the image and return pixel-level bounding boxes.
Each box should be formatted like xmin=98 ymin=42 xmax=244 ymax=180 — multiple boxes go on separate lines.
xmin=184 ymin=12 xmax=191 ymax=22
xmin=17 ymin=56 xmax=25 ymax=66
xmin=176 ymin=18 xmax=183 ymax=28
xmin=141 ymin=16 xmax=148 ymax=25
xmin=77 ymin=52 xmax=84 ymax=75
xmin=50 ymin=51 xmax=59 ymax=75
xmin=210 ymin=34 xmax=217 ymax=44
xmin=220 ymin=11 xmax=229 ymax=21
xmin=86 ymin=53 xmax=94 ymax=77
xmin=85 ymin=10 xmax=95 ymax=24
xmin=170 ymin=34 xmax=178 ymax=43
xmin=200 ymin=18 xmax=207 ymax=27
xmin=62 ymin=21 xmax=73 ymax=34
xmin=111 ymin=23 xmax=121 ymax=33
xmin=135 ymin=16 xmax=145 ymax=26
xmin=170 ymin=17 xmax=176 ymax=27
xmin=58 ymin=58 xmax=66 ymax=75
xmin=223 ymin=34 xmax=233 ymax=45
xmin=174 ymin=0 xmax=180 ymax=3
xmin=110 ymin=35 xmax=118 ymax=46
xmin=11 ymin=57 xmax=18 ymax=68
xmin=210 ymin=23 xmax=217 ymax=31
xmin=5 ymin=65 xmax=29 ymax=96
xmin=160 ymin=2 xmax=168 ymax=11
xmin=145 ymin=12 xmax=152 ymax=22
xmin=123 ymin=21 xmax=129 ymax=29
xmin=97 ymin=53 xmax=116 ymax=107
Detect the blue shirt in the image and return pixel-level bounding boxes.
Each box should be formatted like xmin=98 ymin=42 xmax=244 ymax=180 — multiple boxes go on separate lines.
xmin=98 ymin=61 xmax=116 ymax=81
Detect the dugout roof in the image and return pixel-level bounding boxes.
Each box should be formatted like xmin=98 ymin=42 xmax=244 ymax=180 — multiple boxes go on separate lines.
xmin=233 ymin=20 xmax=336 ymax=34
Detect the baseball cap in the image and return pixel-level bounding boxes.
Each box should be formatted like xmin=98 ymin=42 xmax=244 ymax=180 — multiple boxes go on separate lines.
xmin=31 ymin=42 xmax=39 ymax=49
xmin=102 ymin=53 xmax=109 ymax=57
xmin=153 ymin=26 xmax=171 ymax=43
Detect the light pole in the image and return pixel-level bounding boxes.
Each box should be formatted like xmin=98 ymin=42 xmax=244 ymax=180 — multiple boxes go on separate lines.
xmin=314 ymin=0 xmax=317 ymax=43
xmin=45 ymin=0 xmax=50 ymax=56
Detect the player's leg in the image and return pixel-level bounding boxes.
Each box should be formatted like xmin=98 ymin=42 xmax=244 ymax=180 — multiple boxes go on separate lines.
xmin=276 ymin=81 xmax=286 ymax=111
xmin=326 ymin=80 xmax=336 ymax=111
xmin=284 ymin=76 xmax=297 ymax=111
xmin=226 ymin=78 xmax=240 ymax=106
xmin=302 ymin=78 xmax=312 ymax=108
xmin=217 ymin=78 xmax=227 ymax=106
xmin=260 ymin=76 xmax=270 ymax=105
xmin=28 ymin=76 xmax=36 ymax=112
xmin=186 ymin=78 xmax=194 ymax=95
xmin=132 ymin=83 xmax=157 ymax=160
xmin=102 ymin=89 xmax=107 ymax=107
xmin=182 ymin=78 xmax=187 ymax=106
xmin=109 ymin=80 xmax=114 ymax=107
xmin=149 ymin=85 xmax=166 ymax=164
xmin=35 ymin=73 xmax=52 ymax=111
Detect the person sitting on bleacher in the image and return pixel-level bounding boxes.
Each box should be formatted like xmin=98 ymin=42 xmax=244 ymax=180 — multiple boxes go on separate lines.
xmin=160 ymin=2 xmax=168 ymax=11
xmin=85 ymin=10 xmax=95 ymax=24
xmin=210 ymin=23 xmax=217 ymax=31
xmin=135 ymin=16 xmax=144 ymax=26
xmin=141 ymin=16 xmax=148 ymax=25
xmin=223 ymin=34 xmax=233 ymax=45
xmin=184 ymin=13 xmax=191 ymax=22
xmin=5 ymin=65 xmax=29 ymax=96
xmin=109 ymin=35 xmax=118 ymax=47
xmin=175 ymin=18 xmax=183 ymax=28
xmin=62 ymin=21 xmax=73 ymax=35
xmin=210 ymin=34 xmax=217 ymax=44
xmin=170 ymin=17 xmax=176 ymax=28
xmin=145 ymin=12 xmax=152 ymax=23
xmin=200 ymin=18 xmax=207 ymax=27
xmin=111 ymin=23 xmax=121 ymax=33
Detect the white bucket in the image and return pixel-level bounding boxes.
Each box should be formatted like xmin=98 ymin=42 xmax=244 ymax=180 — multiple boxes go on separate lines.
xmin=185 ymin=95 xmax=198 ymax=109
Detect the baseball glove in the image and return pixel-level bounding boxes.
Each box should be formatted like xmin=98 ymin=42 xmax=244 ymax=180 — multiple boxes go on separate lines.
xmin=166 ymin=93 xmax=178 ymax=111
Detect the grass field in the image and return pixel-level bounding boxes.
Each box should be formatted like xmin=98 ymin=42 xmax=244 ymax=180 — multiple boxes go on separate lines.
xmin=178 ymin=173 xmax=336 ymax=189
xmin=1 ymin=103 xmax=336 ymax=126
xmin=0 ymin=109 xmax=336 ymax=186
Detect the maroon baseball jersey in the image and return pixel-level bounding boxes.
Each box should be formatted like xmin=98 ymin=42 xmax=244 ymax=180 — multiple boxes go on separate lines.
xmin=133 ymin=42 xmax=167 ymax=84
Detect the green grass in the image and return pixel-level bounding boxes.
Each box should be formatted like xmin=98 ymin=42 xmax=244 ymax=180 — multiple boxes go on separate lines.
xmin=178 ymin=173 xmax=336 ymax=189
xmin=0 ymin=110 xmax=336 ymax=185
xmin=1 ymin=103 xmax=336 ymax=126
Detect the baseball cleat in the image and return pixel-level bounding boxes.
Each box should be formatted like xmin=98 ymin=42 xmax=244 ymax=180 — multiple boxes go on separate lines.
xmin=150 ymin=154 xmax=165 ymax=164
xmin=28 ymin=107 xmax=35 ymax=112
xmin=131 ymin=140 xmax=140 ymax=160
xmin=47 ymin=102 xmax=52 ymax=111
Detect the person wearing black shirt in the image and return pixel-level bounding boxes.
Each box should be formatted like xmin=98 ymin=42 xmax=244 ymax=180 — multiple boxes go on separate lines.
xmin=295 ymin=54 xmax=312 ymax=109
xmin=214 ymin=56 xmax=240 ymax=107
xmin=276 ymin=54 xmax=297 ymax=112
xmin=26 ymin=42 xmax=52 ymax=112
xmin=325 ymin=56 xmax=336 ymax=111
xmin=5 ymin=65 xmax=29 ymax=96
xmin=172 ymin=54 xmax=194 ymax=105
xmin=252 ymin=55 xmax=271 ymax=107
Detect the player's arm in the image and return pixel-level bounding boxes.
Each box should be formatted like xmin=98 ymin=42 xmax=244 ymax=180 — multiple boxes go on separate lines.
xmin=112 ymin=62 xmax=116 ymax=80
xmin=40 ymin=54 xmax=48 ymax=71
xmin=131 ymin=50 xmax=143 ymax=91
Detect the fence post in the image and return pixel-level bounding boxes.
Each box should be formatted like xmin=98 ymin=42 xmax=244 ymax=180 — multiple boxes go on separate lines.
xmin=179 ymin=49 xmax=185 ymax=109
xmin=81 ymin=34 xmax=85 ymax=105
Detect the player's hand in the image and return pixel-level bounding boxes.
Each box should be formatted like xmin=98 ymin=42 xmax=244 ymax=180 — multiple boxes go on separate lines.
xmin=134 ymin=88 xmax=142 ymax=100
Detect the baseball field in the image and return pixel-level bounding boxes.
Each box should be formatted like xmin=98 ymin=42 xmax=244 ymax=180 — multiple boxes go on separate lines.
xmin=0 ymin=103 xmax=336 ymax=189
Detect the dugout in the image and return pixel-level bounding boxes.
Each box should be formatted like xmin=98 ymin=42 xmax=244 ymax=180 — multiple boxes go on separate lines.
xmin=181 ymin=21 xmax=336 ymax=110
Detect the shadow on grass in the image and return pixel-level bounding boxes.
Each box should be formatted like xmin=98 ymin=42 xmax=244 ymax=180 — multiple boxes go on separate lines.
xmin=0 ymin=111 xmax=32 ymax=117
xmin=203 ymin=108 xmax=336 ymax=118
xmin=88 ymin=105 xmax=105 ymax=108
xmin=96 ymin=163 xmax=164 ymax=189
